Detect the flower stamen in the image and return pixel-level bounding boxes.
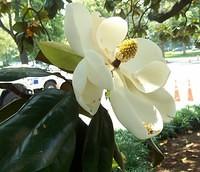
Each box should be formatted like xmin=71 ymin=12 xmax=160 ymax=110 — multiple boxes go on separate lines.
xmin=143 ymin=122 xmax=158 ymax=135
xmin=112 ymin=39 xmax=138 ymax=68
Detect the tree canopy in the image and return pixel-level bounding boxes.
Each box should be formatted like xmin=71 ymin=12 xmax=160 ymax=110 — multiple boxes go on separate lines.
xmin=0 ymin=0 xmax=199 ymax=64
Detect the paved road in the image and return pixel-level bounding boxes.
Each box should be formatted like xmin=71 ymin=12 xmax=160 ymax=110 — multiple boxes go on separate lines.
xmin=166 ymin=56 xmax=200 ymax=110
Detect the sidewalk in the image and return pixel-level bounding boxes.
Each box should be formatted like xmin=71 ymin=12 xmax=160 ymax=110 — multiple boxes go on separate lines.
xmin=166 ymin=56 xmax=200 ymax=109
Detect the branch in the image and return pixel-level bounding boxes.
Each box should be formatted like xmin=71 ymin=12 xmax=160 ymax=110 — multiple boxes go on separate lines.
xmin=148 ymin=0 xmax=193 ymax=23
xmin=8 ymin=13 xmax=15 ymax=38
xmin=0 ymin=19 xmax=12 ymax=36
xmin=138 ymin=6 xmax=151 ymax=29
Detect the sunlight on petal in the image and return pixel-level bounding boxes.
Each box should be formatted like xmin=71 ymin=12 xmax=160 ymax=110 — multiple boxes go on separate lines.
xmin=85 ymin=50 xmax=113 ymax=90
xmin=78 ymin=80 xmax=102 ymax=115
xmin=90 ymin=12 xmax=105 ymax=54
xmin=133 ymin=61 xmax=170 ymax=93
xmin=146 ymin=88 xmax=176 ymax=123
xmin=64 ymin=3 xmax=92 ymax=56
xmin=96 ymin=17 xmax=128 ymax=57
xmin=72 ymin=59 xmax=87 ymax=96
xmin=110 ymin=83 xmax=163 ymax=139
xmin=72 ymin=59 xmax=102 ymax=115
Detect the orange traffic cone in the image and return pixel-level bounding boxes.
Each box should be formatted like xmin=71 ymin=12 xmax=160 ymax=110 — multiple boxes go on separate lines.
xmin=174 ymin=80 xmax=180 ymax=102
xmin=187 ymin=80 xmax=193 ymax=101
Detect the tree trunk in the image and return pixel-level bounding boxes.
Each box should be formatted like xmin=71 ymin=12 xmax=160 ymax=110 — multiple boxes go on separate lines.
xmin=160 ymin=41 xmax=165 ymax=58
xmin=182 ymin=42 xmax=186 ymax=55
xmin=19 ymin=50 xmax=29 ymax=64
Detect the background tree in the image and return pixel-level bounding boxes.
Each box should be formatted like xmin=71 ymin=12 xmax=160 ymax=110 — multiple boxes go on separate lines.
xmin=0 ymin=0 xmax=65 ymax=64
xmin=102 ymin=0 xmax=199 ymax=54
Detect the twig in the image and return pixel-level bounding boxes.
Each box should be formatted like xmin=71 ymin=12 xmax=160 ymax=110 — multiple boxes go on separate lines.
xmin=138 ymin=6 xmax=151 ymax=29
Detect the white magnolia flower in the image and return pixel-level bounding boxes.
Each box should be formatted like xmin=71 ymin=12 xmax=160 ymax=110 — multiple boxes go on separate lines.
xmin=64 ymin=3 xmax=176 ymax=139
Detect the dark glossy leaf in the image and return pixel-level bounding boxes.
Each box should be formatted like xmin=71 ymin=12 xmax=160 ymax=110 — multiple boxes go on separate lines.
xmin=0 ymin=89 xmax=65 ymax=160
xmin=0 ymin=67 xmax=52 ymax=81
xmin=82 ymin=106 xmax=114 ymax=172
xmin=146 ymin=138 xmax=164 ymax=167
xmin=70 ymin=118 xmax=88 ymax=172
xmin=44 ymin=0 xmax=64 ymax=19
xmin=113 ymin=142 xmax=125 ymax=172
xmin=0 ymin=89 xmax=79 ymax=172
xmin=0 ymin=98 xmax=27 ymax=123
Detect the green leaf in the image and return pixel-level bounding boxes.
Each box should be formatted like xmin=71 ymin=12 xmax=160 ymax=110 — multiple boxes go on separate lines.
xmin=70 ymin=118 xmax=88 ymax=172
xmin=13 ymin=22 xmax=27 ymax=32
xmin=38 ymin=41 xmax=82 ymax=72
xmin=82 ymin=106 xmax=114 ymax=172
xmin=0 ymin=89 xmax=79 ymax=172
xmin=0 ymin=67 xmax=52 ymax=81
xmin=0 ymin=98 xmax=27 ymax=123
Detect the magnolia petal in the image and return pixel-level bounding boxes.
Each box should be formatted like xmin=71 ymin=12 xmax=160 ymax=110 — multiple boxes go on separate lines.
xmin=132 ymin=61 xmax=170 ymax=93
xmin=110 ymin=87 xmax=163 ymax=139
xmin=72 ymin=59 xmax=102 ymax=115
xmin=121 ymin=38 xmax=164 ymax=73
xmin=96 ymin=17 xmax=128 ymax=57
xmin=146 ymin=88 xmax=176 ymax=123
xmin=85 ymin=50 xmax=113 ymax=90
xmin=64 ymin=3 xmax=92 ymax=56
xmin=72 ymin=59 xmax=88 ymax=96
xmin=123 ymin=73 xmax=175 ymax=120
xmin=90 ymin=12 xmax=105 ymax=54
xmin=77 ymin=80 xmax=102 ymax=115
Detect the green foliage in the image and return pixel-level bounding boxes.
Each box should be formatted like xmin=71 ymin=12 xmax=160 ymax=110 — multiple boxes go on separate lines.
xmin=38 ymin=41 xmax=82 ymax=72
xmin=82 ymin=106 xmax=115 ymax=172
xmin=44 ymin=0 xmax=64 ymax=19
xmin=0 ymin=67 xmax=53 ymax=81
xmin=114 ymin=130 xmax=152 ymax=172
xmin=113 ymin=105 xmax=200 ymax=171
xmin=0 ymin=0 xmax=11 ymax=14
xmin=157 ymin=105 xmax=200 ymax=140
xmin=0 ymin=0 xmax=67 ymax=64
xmin=0 ymin=30 xmax=18 ymax=63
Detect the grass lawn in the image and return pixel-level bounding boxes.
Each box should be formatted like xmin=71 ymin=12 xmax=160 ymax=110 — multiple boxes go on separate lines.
xmin=165 ymin=50 xmax=200 ymax=58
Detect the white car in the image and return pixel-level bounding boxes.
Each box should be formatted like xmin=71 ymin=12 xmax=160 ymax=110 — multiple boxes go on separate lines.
xmin=4 ymin=64 xmax=69 ymax=93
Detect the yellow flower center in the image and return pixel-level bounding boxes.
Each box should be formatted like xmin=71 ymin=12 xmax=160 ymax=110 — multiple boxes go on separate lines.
xmin=112 ymin=39 xmax=138 ymax=68
xmin=143 ymin=122 xmax=160 ymax=135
